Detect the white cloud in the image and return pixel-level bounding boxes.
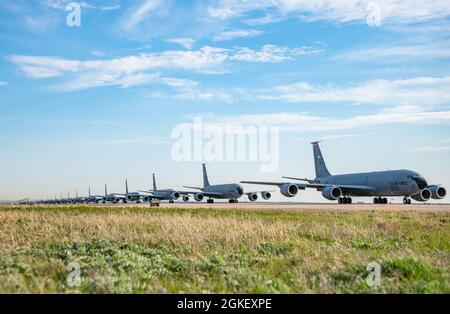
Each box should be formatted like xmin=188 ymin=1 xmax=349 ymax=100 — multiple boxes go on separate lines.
xmin=335 ymin=43 xmax=450 ymax=62
xmin=0 ymin=81 xmax=8 ymax=86
xmin=79 ymin=136 xmax=169 ymax=145
xmin=208 ymin=0 xmax=450 ymax=25
xmin=122 ymin=0 xmax=162 ymax=30
xmin=413 ymin=145 xmax=450 ymax=152
xmin=9 ymin=45 xmax=319 ymax=91
xmin=101 ymin=4 xmax=121 ymax=11
xmin=189 ymin=106 xmax=450 ymax=133
xmin=213 ymin=29 xmax=264 ymax=41
xmin=166 ymin=38 xmax=195 ymax=50
xmin=257 ymin=76 xmax=450 ymax=106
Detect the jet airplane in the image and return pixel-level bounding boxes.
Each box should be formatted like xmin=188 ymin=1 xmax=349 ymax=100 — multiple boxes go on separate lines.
xmin=242 ymin=142 xmax=446 ymax=204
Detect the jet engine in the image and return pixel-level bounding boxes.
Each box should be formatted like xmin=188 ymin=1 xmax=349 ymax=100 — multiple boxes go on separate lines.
xmin=411 ymin=188 xmax=431 ymax=202
xmin=280 ymin=183 xmax=298 ymax=197
xmin=321 ymin=186 xmax=342 ymax=200
xmin=248 ymin=193 xmax=258 ymax=201
xmin=261 ymin=191 xmax=271 ymax=200
xmin=194 ymin=193 xmax=204 ymax=202
xmin=143 ymin=196 xmax=150 ymax=202
xmin=183 ymin=195 xmax=190 ymax=202
xmin=172 ymin=192 xmax=181 ymax=200
xmin=127 ymin=195 xmax=133 ymax=201
xmin=428 ymin=185 xmax=446 ymax=199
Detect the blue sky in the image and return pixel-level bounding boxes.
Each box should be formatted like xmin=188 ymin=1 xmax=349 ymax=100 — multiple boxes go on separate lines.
xmin=1 ymin=0 xmax=450 ymax=202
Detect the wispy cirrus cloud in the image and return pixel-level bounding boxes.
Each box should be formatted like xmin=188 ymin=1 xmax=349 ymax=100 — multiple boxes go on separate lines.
xmin=121 ymin=0 xmax=163 ymax=31
xmin=413 ymin=145 xmax=450 ymax=152
xmin=256 ymin=76 xmax=450 ymax=106
xmin=8 ymin=44 xmax=322 ymax=91
xmin=165 ymin=38 xmax=195 ymax=50
xmin=213 ymin=29 xmax=264 ymax=41
xmin=185 ymin=105 xmax=450 ymax=133
xmin=334 ymin=42 xmax=450 ymax=62
xmin=208 ymin=0 xmax=450 ymax=25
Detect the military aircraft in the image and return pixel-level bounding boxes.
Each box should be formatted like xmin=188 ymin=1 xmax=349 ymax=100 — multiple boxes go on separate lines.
xmin=124 ymin=179 xmax=152 ymax=203
xmin=137 ymin=174 xmax=181 ymax=203
xmin=183 ymin=164 xmax=272 ymax=203
xmin=87 ymin=187 xmax=104 ymax=204
xmin=242 ymin=141 xmax=446 ymax=204
xmin=103 ymin=184 xmax=127 ymax=203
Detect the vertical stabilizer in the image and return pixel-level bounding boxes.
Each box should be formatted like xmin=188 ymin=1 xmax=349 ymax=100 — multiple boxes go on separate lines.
xmin=311 ymin=141 xmax=331 ymax=178
xmin=152 ymin=173 xmax=157 ymax=191
xmin=125 ymin=179 xmax=129 ymax=194
xmin=202 ymin=163 xmax=210 ymax=187
xmin=104 ymin=184 xmax=107 ymax=197
xmin=88 ymin=187 xmax=91 ymax=198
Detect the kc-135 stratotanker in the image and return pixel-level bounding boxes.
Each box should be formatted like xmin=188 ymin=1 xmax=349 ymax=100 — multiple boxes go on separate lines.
xmin=241 ymin=141 xmax=446 ymax=204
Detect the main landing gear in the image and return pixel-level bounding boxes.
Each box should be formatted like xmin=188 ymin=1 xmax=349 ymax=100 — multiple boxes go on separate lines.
xmin=169 ymin=199 xmax=174 ymax=204
xmin=373 ymin=197 xmax=388 ymax=204
xmin=403 ymin=197 xmax=412 ymax=205
xmin=338 ymin=197 xmax=352 ymax=204
xmin=207 ymin=198 xmax=214 ymax=204
xmin=229 ymin=199 xmax=239 ymax=203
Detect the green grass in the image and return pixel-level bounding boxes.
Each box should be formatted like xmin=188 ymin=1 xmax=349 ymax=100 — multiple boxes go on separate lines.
xmin=0 ymin=205 xmax=448 ymax=293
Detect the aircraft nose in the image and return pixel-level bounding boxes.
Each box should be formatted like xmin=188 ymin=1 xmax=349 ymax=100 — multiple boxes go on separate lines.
xmin=412 ymin=176 xmax=428 ymax=190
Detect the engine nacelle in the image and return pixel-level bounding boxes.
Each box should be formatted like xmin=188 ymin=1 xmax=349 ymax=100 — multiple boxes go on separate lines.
xmin=127 ymin=195 xmax=133 ymax=201
xmin=172 ymin=192 xmax=181 ymax=200
xmin=183 ymin=195 xmax=190 ymax=202
xmin=411 ymin=188 xmax=431 ymax=202
xmin=194 ymin=193 xmax=204 ymax=202
xmin=321 ymin=186 xmax=342 ymax=200
xmin=280 ymin=184 xmax=298 ymax=197
xmin=143 ymin=196 xmax=150 ymax=202
xmin=261 ymin=191 xmax=271 ymax=200
xmin=248 ymin=193 xmax=258 ymax=201
xmin=428 ymin=185 xmax=446 ymax=199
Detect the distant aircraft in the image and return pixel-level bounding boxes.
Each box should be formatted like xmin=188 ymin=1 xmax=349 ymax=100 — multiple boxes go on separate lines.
xmin=72 ymin=189 xmax=87 ymax=204
xmin=87 ymin=187 xmax=104 ymax=204
xmin=242 ymin=141 xmax=446 ymax=204
xmin=184 ymin=164 xmax=272 ymax=203
xmin=137 ymin=174 xmax=181 ymax=203
xmin=103 ymin=184 xmax=127 ymax=203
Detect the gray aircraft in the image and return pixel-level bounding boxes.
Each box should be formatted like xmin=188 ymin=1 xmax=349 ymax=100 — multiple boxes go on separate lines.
xmin=87 ymin=187 xmax=104 ymax=204
xmin=103 ymin=184 xmax=127 ymax=203
xmin=242 ymin=141 xmax=446 ymax=204
xmin=183 ymin=164 xmax=272 ymax=203
xmin=137 ymin=174 xmax=181 ymax=203
xmin=124 ymin=179 xmax=149 ymax=203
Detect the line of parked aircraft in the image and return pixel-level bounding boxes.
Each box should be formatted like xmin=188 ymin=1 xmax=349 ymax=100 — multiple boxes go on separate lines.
xmin=20 ymin=142 xmax=446 ymax=205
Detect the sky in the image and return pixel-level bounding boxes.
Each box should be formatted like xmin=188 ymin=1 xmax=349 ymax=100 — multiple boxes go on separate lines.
xmin=1 ymin=0 xmax=450 ymax=202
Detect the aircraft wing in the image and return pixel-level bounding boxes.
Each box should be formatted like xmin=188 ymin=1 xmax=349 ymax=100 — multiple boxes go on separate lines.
xmin=241 ymin=181 xmax=375 ymax=194
xmin=304 ymin=183 xmax=376 ymax=193
xmin=240 ymin=181 xmax=287 ymax=187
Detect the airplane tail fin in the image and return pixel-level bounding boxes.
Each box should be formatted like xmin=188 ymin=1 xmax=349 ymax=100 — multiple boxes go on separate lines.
xmin=311 ymin=141 xmax=331 ymax=178
xmin=202 ymin=163 xmax=210 ymax=187
xmin=152 ymin=173 xmax=157 ymax=190
xmin=104 ymin=184 xmax=107 ymax=197
xmin=88 ymin=187 xmax=91 ymax=198
xmin=125 ymin=179 xmax=129 ymax=194
xmin=76 ymin=189 xmax=78 ymax=198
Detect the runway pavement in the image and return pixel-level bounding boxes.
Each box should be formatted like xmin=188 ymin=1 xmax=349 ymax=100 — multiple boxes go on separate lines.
xmin=4 ymin=202 xmax=450 ymax=212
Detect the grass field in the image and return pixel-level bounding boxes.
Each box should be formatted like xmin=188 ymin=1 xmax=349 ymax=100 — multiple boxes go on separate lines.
xmin=0 ymin=205 xmax=449 ymax=293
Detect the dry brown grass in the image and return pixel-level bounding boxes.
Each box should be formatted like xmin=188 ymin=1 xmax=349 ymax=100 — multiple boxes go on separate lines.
xmin=0 ymin=206 xmax=448 ymax=293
